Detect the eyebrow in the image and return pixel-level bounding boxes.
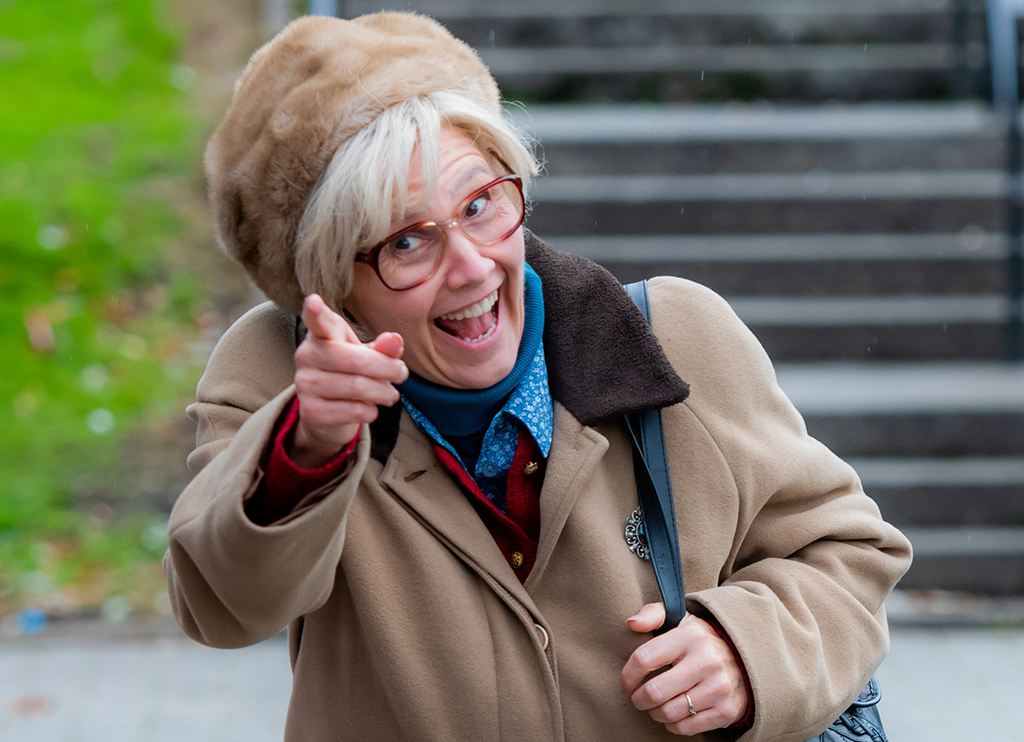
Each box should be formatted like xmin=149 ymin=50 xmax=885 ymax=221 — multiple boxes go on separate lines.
xmin=390 ymin=163 xmax=496 ymax=226
xmin=455 ymin=164 xmax=493 ymax=192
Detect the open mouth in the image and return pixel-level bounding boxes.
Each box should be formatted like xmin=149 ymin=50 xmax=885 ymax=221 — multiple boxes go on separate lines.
xmin=434 ymin=289 xmax=499 ymax=343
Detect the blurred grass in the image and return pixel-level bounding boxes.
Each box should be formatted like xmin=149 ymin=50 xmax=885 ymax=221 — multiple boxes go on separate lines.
xmin=0 ymin=0 xmax=212 ymax=617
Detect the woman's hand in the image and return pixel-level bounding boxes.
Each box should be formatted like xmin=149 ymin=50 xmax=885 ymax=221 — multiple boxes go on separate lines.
xmin=291 ymin=293 xmax=408 ymax=468
xmin=621 ymin=602 xmax=749 ymax=736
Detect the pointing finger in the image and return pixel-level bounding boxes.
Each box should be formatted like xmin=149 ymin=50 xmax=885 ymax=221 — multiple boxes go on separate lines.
xmin=302 ymin=294 xmax=358 ymax=343
xmin=297 ymin=338 xmax=408 ymax=383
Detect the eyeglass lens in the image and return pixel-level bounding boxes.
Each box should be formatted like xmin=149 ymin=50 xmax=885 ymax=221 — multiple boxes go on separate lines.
xmin=376 ymin=179 xmax=523 ymax=290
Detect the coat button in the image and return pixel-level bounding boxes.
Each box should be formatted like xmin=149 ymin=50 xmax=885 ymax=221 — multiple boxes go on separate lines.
xmin=534 ymin=623 xmax=549 ymax=651
xmin=480 ymin=460 xmax=499 ymax=478
xmin=511 ymin=551 xmax=524 ymax=569
xmin=523 ymin=461 xmax=539 ymax=475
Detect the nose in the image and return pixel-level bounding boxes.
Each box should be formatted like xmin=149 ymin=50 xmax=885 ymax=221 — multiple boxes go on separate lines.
xmin=443 ymin=228 xmax=492 ymax=287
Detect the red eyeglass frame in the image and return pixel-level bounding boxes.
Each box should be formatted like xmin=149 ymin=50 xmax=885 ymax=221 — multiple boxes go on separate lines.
xmin=354 ymin=173 xmax=525 ymax=291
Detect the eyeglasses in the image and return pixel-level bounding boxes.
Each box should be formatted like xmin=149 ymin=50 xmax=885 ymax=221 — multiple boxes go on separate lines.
xmin=355 ymin=174 xmax=525 ymax=291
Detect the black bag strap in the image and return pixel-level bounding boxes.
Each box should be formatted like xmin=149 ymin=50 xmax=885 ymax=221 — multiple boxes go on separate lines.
xmin=624 ymin=279 xmax=686 ymax=634
xmin=626 ymin=283 xmax=887 ymax=741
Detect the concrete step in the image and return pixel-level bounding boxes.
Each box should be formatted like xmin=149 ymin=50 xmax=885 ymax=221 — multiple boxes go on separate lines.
xmin=809 ymin=411 xmax=1024 ymax=454
xmin=551 ymin=232 xmax=1003 ymax=262
xmin=897 ymin=526 xmax=1024 ymax=594
xmin=516 ymin=103 xmax=1004 ymax=175
xmin=436 ymin=14 xmax=969 ymax=50
xmin=532 ymin=170 xmax=1007 ymax=201
xmin=346 ymin=0 xmax=977 ymax=45
xmin=776 ymin=362 xmax=1024 ymax=453
xmin=756 ymin=325 xmax=1003 ymax=361
xmin=483 ymin=42 xmax=956 ymax=76
xmin=346 ymin=0 xmax=958 ymax=21
xmin=438 ymin=11 xmax=971 ymax=49
xmin=776 ymin=361 xmax=1024 ymax=414
xmin=549 ymin=233 xmax=1004 ymax=296
xmin=519 ymin=103 xmax=999 ymax=143
xmin=483 ymin=45 xmax=963 ymax=102
xmin=735 ymin=296 xmax=1008 ymax=360
xmin=527 ymin=170 xmax=1006 ymax=236
xmin=344 ymin=1 xmax=986 ymax=101
xmin=732 ymin=294 xmax=1005 ymax=326
xmin=538 ymin=136 xmax=1004 ymax=176
xmin=850 ymin=457 xmax=1024 ymax=527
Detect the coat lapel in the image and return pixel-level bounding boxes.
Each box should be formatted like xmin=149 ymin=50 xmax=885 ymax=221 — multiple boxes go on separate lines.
xmin=378 ymin=411 xmax=541 ymax=613
xmin=526 ymin=402 xmax=610 ymax=591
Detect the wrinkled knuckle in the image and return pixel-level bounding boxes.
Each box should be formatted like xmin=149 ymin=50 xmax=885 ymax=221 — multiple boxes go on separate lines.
xmin=640 ymin=679 xmax=665 ymax=705
xmin=653 ymin=697 xmax=686 ymax=724
xmin=632 ymin=645 xmax=656 ymax=671
xmin=694 ymin=655 xmax=717 ymax=677
xmin=333 ymin=400 xmax=357 ymax=418
xmin=347 ymin=352 xmax=371 ymax=375
xmin=647 ymin=706 xmax=669 ymax=724
xmin=706 ymin=675 xmax=731 ymax=702
xmin=724 ymin=698 xmax=743 ymax=720
xmin=347 ymin=374 xmax=371 ymax=399
xmin=294 ymin=343 xmax=313 ymax=367
xmin=665 ymin=720 xmax=690 ymax=736
xmin=293 ymin=367 xmax=316 ymax=390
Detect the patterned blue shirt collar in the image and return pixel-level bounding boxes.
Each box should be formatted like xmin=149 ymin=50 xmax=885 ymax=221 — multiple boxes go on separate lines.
xmin=402 ymin=339 xmax=553 ymax=507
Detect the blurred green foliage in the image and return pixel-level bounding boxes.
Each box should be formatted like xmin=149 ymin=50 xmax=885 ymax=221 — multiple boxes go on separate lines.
xmin=0 ymin=0 xmax=207 ymax=614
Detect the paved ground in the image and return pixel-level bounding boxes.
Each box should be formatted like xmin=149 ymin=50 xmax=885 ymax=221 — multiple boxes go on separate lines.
xmin=0 ymin=617 xmax=1021 ymax=741
xmin=0 ymin=629 xmax=291 ymax=742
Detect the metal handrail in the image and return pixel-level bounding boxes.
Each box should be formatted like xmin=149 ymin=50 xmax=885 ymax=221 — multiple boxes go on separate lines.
xmin=309 ymin=0 xmax=339 ymax=16
xmin=987 ymin=0 xmax=1024 ymax=360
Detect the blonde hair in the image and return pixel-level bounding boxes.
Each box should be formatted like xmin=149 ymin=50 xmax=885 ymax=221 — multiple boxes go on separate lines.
xmin=293 ymin=91 xmax=539 ymax=311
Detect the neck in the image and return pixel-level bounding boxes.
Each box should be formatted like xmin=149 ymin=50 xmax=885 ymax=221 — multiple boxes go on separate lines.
xmin=398 ymin=265 xmax=544 ymax=437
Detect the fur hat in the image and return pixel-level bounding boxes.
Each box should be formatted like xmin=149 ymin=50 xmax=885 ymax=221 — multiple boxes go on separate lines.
xmin=204 ymin=12 xmax=501 ymax=314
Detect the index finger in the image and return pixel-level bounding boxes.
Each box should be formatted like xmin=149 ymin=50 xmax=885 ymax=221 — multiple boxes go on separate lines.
xmin=302 ymin=294 xmax=359 ymax=343
xmin=620 ymin=625 xmax=694 ymax=696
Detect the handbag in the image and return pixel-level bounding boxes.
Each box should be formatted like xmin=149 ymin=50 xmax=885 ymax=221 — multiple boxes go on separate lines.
xmin=624 ymin=279 xmax=888 ymax=742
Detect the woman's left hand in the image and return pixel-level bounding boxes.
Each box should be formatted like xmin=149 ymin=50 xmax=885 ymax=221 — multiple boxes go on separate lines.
xmin=621 ymin=603 xmax=749 ymax=736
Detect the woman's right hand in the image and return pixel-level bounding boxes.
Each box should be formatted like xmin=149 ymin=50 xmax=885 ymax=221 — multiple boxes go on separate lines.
xmin=290 ymin=293 xmax=408 ymax=468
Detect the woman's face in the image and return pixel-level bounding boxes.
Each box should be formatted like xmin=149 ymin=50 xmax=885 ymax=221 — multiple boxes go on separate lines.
xmin=345 ymin=127 xmax=526 ymax=390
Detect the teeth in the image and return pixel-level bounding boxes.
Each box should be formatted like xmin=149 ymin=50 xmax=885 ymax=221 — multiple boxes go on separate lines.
xmin=466 ymin=324 xmax=497 ymax=343
xmin=439 ymin=290 xmax=498 ymax=322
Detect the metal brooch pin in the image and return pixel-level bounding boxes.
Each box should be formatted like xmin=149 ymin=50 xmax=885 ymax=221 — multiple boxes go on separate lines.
xmin=625 ymin=507 xmax=650 ymax=560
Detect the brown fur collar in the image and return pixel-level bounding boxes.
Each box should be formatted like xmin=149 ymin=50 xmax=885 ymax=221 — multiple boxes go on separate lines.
xmin=369 ymin=233 xmax=689 ymax=461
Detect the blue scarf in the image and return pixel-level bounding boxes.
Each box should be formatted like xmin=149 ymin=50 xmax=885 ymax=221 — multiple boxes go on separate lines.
xmin=397 ymin=264 xmax=544 ymax=438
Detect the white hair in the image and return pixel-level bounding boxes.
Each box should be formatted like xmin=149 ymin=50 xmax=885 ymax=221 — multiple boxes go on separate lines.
xmin=293 ymin=90 xmax=540 ymax=311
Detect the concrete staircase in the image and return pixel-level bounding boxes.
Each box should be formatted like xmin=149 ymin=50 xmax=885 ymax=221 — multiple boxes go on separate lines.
xmin=520 ymin=102 xmax=1024 ymax=594
xmin=343 ymin=0 xmax=991 ymax=102
xmin=335 ymin=1 xmax=1024 ymax=593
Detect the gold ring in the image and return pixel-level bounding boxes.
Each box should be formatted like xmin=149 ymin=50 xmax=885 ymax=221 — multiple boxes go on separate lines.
xmin=686 ymin=692 xmax=697 ymax=716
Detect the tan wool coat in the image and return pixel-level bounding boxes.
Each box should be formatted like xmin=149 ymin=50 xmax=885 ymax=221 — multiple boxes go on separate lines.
xmin=164 ymin=238 xmax=912 ymax=742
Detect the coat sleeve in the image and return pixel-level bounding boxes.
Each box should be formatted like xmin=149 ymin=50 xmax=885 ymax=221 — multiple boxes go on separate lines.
xmin=162 ymin=302 xmax=371 ymax=649
xmin=647 ymin=277 xmax=913 ymax=742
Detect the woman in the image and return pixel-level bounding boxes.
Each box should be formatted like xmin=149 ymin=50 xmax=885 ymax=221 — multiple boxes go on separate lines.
xmin=165 ymin=12 xmax=911 ymax=742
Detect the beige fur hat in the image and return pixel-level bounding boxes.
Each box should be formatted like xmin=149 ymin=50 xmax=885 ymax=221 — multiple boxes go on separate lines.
xmin=204 ymin=12 xmax=501 ymax=314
